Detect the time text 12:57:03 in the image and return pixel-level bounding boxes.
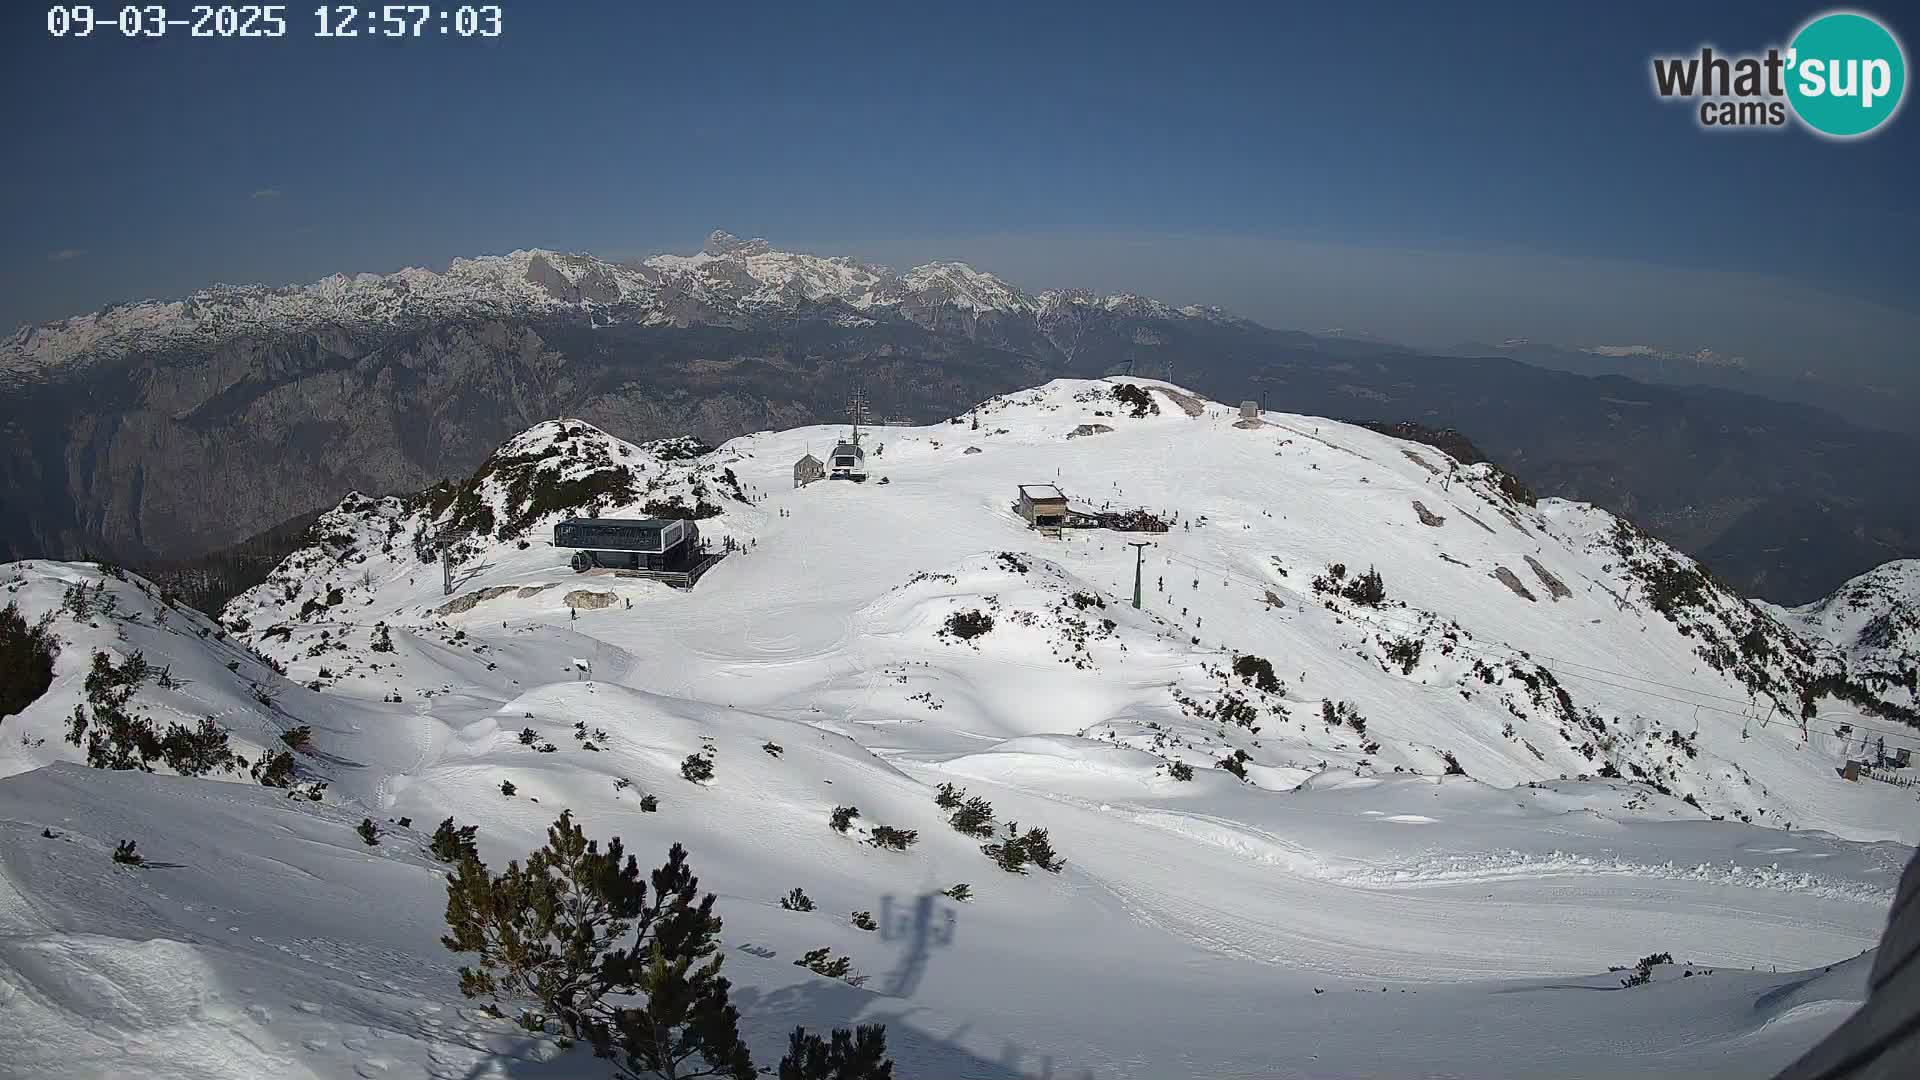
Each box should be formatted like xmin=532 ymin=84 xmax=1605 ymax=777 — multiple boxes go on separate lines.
xmin=46 ymin=5 xmax=504 ymax=38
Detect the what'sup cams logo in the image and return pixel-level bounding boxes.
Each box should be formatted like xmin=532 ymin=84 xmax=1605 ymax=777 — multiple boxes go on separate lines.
xmin=1652 ymin=9 xmax=1906 ymax=138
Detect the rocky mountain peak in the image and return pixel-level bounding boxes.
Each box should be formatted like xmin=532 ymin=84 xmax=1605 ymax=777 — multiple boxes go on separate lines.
xmin=704 ymin=230 xmax=772 ymax=257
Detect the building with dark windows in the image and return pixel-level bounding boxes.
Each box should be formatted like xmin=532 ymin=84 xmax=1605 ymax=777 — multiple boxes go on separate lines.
xmin=553 ymin=517 xmax=700 ymax=572
xmin=829 ymin=440 xmax=867 ymax=481
xmin=1016 ymin=483 xmax=1069 ymax=527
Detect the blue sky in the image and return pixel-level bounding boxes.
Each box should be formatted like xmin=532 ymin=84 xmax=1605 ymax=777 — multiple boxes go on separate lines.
xmin=1 ymin=1 xmax=1913 ymax=376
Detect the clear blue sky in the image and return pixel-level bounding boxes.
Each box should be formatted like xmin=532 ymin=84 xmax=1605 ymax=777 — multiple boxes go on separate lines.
xmin=2 ymin=1 xmax=1913 ymax=375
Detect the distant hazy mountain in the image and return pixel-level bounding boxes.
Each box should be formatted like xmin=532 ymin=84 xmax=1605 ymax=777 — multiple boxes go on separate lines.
xmin=1450 ymin=338 xmax=1920 ymax=437
xmin=4 ymin=230 xmax=1916 ymax=604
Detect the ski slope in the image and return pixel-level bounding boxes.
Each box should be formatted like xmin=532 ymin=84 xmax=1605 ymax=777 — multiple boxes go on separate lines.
xmin=2 ymin=378 xmax=1915 ymax=1078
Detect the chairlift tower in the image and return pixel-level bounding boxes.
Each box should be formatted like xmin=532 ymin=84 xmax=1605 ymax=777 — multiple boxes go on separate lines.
xmin=847 ymin=388 xmax=869 ymax=447
xmin=1129 ymin=541 xmax=1152 ymax=608
xmin=437 ymin=527 xmax=473 ymax=596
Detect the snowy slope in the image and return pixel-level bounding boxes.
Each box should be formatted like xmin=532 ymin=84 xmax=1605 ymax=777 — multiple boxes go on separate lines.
xmin=1764 ymin=560 xmax=1920 ymax=748
xmin=3 ymin=377 xmax=1916 ymax=1079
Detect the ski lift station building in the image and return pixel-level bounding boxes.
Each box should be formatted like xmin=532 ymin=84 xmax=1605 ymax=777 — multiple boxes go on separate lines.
xmin=554 ymin=517 xmax=700 ymax=572
xmin=1017 ymin=483 xmax=1070 ymax=527
xmin=830 ymin=439 xmax=867 ymax=481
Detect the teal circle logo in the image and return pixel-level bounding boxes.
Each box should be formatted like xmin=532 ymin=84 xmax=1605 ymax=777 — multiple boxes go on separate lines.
xmin=1786 ymin=11 xmax=1907 ymax=137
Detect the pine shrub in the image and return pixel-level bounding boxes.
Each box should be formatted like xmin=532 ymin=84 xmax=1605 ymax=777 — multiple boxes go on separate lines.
xmin=1231 ymin=654 xmax=1279 ymax=693
xmin=777 ymin=1025 xmax=894 ymax=1080
xmin=851 ymin=910 xmax=878 ymax=931
xmin=0 ymin=601 xmax=59 ymax=720
xmin=947 ymin=795 xmax=996 ymax=838
xmin=941 ymin=883 xmax=973 ymax=903
xmin=66 ymin=649 xmax=170 ymax=772
xmin=358 ymin=818 xmax=380 ymax=845
xmin=1384 ymin=637 xmax=1423 ymax=674
xmin=1320 ymin=699 xmax=1365 ymax=730
xmin=941 ymin=610 xmax=994 ymax=641
xmin=431 ymin=817 xmax=480 ymax=863
xmin=681 ymin=754 xmax=715 ymax=783
xmin=868 ymin=826 xmax=918 ymax=851
xmin=159 ymin=717 xmax=238 ymax=777
xmin=829 ymin=805 xmax=860 ymax=834
xmin=1341 ymin=567 xmax=1387 ymax=607
xmin=441 ymin=813 xmax=758 ymax=1079
xmin=1620 ymin=951 xmax=1673 ymax=988
xmin=252 ymin=749 xmax=296 ymax=788
xmin=793 ymin=947 xmax=853 ymax=980
xmin=780 ymin=888 xmax=816 ymax=912
xmin=981 ymin=824 xmax=1066 ymax=874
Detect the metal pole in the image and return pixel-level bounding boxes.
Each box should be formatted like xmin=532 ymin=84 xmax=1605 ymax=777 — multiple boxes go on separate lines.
xmin=1129 ymin=541 xmax=1150 ymax=608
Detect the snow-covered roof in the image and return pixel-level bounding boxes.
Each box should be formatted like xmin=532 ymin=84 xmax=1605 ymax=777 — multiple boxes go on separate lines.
xmin=832 ymin=440 xmax=863 ymax=457
xmin=557 ymin=515 xmax=675 ymax=529
xmin=1019 ymin=483 xmax=1066 ymax=501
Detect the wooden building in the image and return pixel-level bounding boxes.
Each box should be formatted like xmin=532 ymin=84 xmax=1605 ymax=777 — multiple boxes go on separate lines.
xmin=1017 ymin=483 xmax=1070 ymax=527
xmin=793 ymin=453 xmax=824 ymax=488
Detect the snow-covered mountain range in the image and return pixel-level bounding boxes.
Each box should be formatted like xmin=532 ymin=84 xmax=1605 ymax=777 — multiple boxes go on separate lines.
xmin=3 ymin=378 xmax=1915 ymax=1078
xmin=0 ymin=231 xmax=1226 ymax=382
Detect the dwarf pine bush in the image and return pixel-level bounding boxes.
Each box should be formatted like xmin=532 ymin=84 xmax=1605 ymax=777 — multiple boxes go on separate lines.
xmin=441 ymin=812 xmax=891 ymax=1078
xmin=431 ymin=817 xmax=479 ymax=863
xmin=830 ymin=806 xmax=860 ymax=834
xmin=681 ymin=753 xmax=715 ymax=783
xmin=0 ymin=601 xmax=58 ymax=720
xmin=981 ymin=823 xmax=1066 ymax=875
xmin=868 ymin=826 xmax=918 ymax=851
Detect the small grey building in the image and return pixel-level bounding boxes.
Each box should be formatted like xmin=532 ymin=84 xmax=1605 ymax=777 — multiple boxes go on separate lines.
xmin=794 ymin=452 xmax=824 ymax=488
xmin=830 ymin=440 xmax=867 ymax=481
xmin=1239 ymin=400 xmax=1259 ymax=420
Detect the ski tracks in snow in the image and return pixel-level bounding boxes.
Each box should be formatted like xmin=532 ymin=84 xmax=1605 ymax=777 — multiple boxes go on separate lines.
xmin=976 ymin=786 xmax=1895 ymax=980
